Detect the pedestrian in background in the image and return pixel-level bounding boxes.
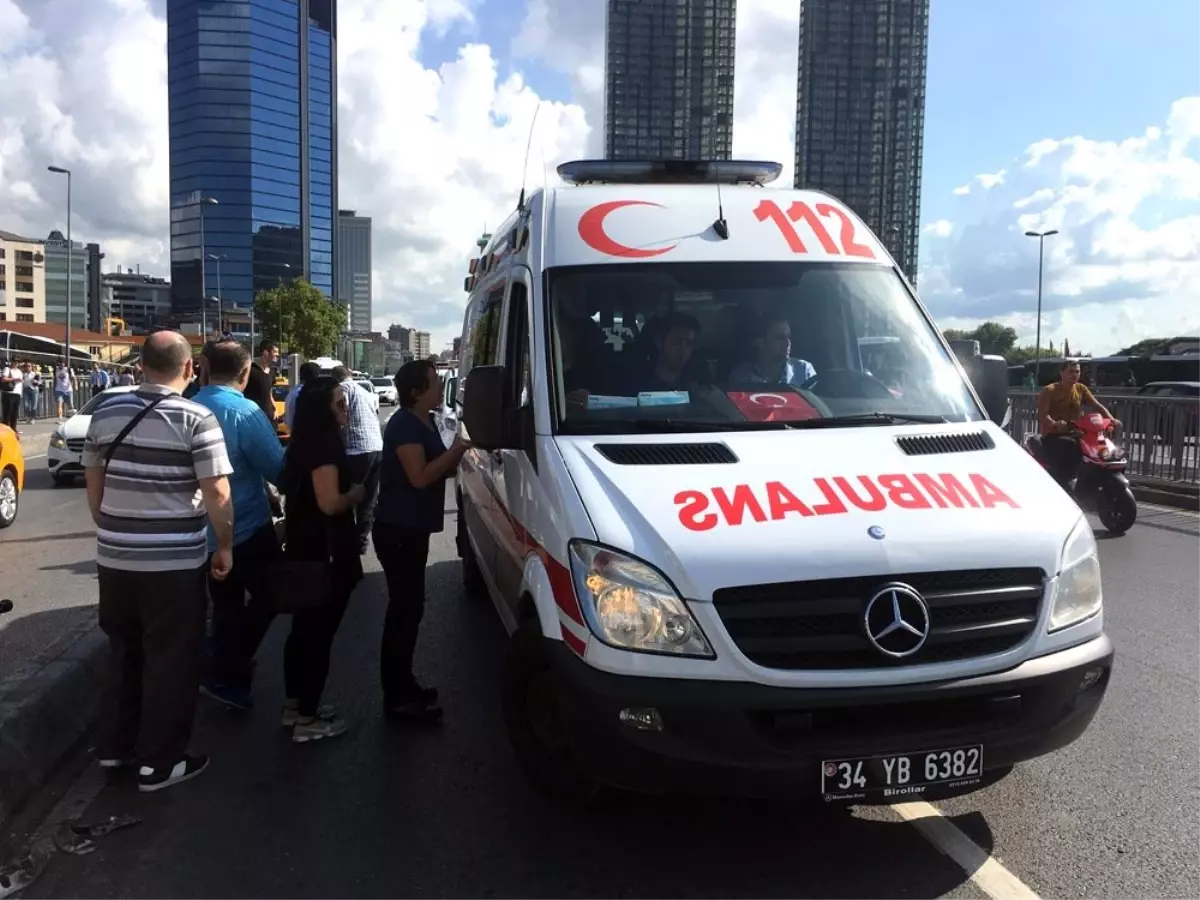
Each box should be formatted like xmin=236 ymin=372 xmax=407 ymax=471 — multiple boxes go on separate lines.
xmin=194 ymin=341 xmax=285 ymax=711
xmin=372 ymin=359 xmax=469 ymax=721
xmin=0 ymin=361 xmax=20 ymax=431
xmin=21 ymin=364 xmax=42 ymax=423
xmin=280 ymin=376 xmax=364 ymax=743
xmin=82 ymin=331 xmax=234 ymax=792
xmin=284 ymin=361 xmax=320 ymax=429
xmin=331 ymin=366 xmax=383 ymax=554
xmin=54 ymin=364 xmax=74 ymax=419
xmin=245 ymin=340 xmax=280 ymax=423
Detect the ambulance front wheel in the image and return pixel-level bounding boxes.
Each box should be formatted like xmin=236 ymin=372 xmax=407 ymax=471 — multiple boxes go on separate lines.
xmin=502 ymin=620 xmax=601 ymax=807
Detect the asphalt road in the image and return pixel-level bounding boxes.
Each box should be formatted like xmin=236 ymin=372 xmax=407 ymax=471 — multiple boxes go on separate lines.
xmin=1 ymin=411 xmax=1197 ymax=899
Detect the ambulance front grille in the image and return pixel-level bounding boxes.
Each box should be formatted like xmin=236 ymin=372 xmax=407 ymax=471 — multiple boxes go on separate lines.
xmin=713 ymin=568 xmax=1045 ymax=670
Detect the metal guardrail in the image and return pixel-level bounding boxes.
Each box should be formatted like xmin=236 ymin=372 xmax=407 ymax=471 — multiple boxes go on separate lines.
xmin=1008 ymin=390 xmax=1199 ymax=484
xmin=6 ymin=380 xmax=101 ymax=422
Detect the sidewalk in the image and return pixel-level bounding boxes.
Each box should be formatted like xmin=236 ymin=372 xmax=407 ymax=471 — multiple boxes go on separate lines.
xmin=14 ymin=419 xmax=63 ymax=459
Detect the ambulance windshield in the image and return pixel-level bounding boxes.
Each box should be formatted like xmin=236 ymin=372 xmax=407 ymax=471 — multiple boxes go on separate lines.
xmin=548 ymin=261 xmax=982 ymax=434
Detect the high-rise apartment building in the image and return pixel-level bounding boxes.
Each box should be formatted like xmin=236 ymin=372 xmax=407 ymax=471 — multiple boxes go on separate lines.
xmin=604 ymin=0 xmax=736 ymax=161
xmin=102 ymin=269 xmax=174 ymax=333
xmin=167 ymin=0 xmax=338 ymax=316
xmin=793 ymin=0 xmax=929 ymax=283
xmin=336 ymin=210 xmax=371 ymax=332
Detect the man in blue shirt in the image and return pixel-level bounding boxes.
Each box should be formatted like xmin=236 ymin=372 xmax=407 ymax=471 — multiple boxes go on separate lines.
xmin=194 ymin=341 xmax=285 ymax=710
xmin=729 ymin=315 xmax=817 ymax=387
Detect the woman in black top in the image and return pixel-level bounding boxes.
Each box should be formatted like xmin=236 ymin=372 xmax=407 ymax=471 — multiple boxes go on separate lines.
xmin=282 ymin=377 xmax=365 ymax=743
xmin=373 ymin=360 xmax=468 ymax=719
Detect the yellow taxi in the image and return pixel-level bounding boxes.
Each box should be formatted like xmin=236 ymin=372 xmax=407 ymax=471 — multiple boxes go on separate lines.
xmin=0 ymin=423 xmax=25 ymax=529
xmin=273 ymin=379 xmax=290 ymax=444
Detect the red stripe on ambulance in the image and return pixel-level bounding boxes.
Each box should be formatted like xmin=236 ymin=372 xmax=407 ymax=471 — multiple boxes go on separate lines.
xmin=674 ymin=473 xmax=1016 ymax=532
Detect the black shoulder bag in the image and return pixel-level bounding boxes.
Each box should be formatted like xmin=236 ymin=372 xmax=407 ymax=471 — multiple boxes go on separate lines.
xmin=268 ymin=460 xmax=336 ymax=615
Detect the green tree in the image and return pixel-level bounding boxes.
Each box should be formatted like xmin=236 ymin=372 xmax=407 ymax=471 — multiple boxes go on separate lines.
xmin=253 ymin=278 xmax=346 ymax=359
xmin=941 ymin=321 xmax=1019 ymax=357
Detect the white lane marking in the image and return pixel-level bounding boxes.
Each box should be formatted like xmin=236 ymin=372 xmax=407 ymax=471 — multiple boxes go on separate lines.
xmin=25 ymin=453 xmax=47 ymax=460
xmin=891 ymin=800 xmax=1040 ymax=900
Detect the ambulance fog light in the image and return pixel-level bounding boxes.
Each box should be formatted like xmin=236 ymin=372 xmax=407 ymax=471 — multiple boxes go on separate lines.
xmin=1078 ymin=667 xmax=1104 ymax=693
xmin=619 ymin=708 xmax=663 ymax=732
xmin=569 ymin=541 xmax=715 ymax=658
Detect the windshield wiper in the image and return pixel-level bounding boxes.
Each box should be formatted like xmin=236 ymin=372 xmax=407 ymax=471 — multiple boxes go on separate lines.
xmin=635 ymin=419 xmax=791 ymax=432
xmin=787 ymin=412 xmax=949 ymax=429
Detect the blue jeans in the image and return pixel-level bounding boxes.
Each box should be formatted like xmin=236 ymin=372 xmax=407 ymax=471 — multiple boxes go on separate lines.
xmin=22 ymin=390 xmax=39 ymax=419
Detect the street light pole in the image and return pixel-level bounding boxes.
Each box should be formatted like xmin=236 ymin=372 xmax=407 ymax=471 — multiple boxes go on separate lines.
xmin=207 ymin=253 xmax=225 ymax=334
xmin=277 ymin=263 xmax=292 ymax=352
xmin=1024 ymin=229 xmax=1059 ymax=386
xmin=198 ymin=197 xmax=218 ymax=337
xmin=47 ymin=166 xmax=72 ymax=369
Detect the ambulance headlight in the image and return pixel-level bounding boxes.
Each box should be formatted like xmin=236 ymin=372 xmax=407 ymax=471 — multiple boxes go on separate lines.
xmin=1049 ymin=517 xmax=1103 ymax=632
xmin=568 ymin=542 xmax=714 ymax=658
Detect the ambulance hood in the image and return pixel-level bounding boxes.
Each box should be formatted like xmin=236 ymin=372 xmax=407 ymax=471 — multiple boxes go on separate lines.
xmin=555 ymin=425 xmax=1079 ymax=601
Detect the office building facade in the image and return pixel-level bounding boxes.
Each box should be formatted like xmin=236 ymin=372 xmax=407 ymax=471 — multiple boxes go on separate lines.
xmin=167 ymin=0 xmax=337 ymax=316
xmin=604 ymin=0 xmax=736 ymax=161
xmin=793 ymin=0 xmax=929 ymax=283
xmin=102 ymin=270 xmax=174 ymax=333
xmin=43 ymin=231 xmax=89 ymax=327
xmin=86 ymin=243 xmax=105 ymax=332
xmin=336 ymin=210 xmax=371 ymax=332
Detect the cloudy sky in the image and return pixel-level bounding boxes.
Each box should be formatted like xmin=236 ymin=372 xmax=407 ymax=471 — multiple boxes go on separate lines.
xmin=0 ymin=0 xmax=1197 ymax=355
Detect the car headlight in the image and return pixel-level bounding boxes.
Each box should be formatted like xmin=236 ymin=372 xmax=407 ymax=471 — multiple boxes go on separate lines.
xmin=568 ymin=541 xmax=714 ymax=658
xmin=49 ymin=433 xmax=66 ymax=449
xmin=1049 ymin=516 xmax=1102 ymax=631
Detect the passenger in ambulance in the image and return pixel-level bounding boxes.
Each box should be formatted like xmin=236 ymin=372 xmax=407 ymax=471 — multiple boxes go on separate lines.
xmin=728 ymin=314 xmax=817 ymax=387
xmin=628 ymin=311 xmax=703 ymax=394
xmin=558 ymin=313 xmax=609 ymax=409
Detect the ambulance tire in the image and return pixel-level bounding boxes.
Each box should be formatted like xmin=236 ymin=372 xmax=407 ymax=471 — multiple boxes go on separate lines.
xmin=502 ymin=620 xmax=601 ymax=807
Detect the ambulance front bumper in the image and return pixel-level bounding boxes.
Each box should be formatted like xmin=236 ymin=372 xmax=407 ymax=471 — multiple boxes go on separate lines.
xmin=546 ymin=634 xmax=1112 ymax=802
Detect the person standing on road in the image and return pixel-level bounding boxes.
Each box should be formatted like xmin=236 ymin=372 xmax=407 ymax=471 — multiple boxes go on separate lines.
xmin=245 ymin=340 xmax=280 ymax=424
xmin=372 ymin=360 xmax=469 ymax=721
xmin=281 ymin=376 xmax=364 ymax=743
xmin=82 ymin=331 xmax=234 ymax=792
xmin=194 ymin=341 xmax=285 ymax=711
xmin=0 ymin=361 xmax=21 ymax=431
xmin=331 ymin=366 xmax=383 ymax=554
xmin=21 ymin=363 xmax=42 ymax=424
xmin=54 ymin=364 xmax=75 ymax=420
xmin=284 ymin=361 xmax=320 ymax=429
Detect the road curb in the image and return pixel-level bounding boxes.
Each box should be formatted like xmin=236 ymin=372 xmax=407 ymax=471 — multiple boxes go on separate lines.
xmin=0 ymin=621 xmax=106 ymax=826
xmin=1130 ymin=482 xmax=1200 ymax=511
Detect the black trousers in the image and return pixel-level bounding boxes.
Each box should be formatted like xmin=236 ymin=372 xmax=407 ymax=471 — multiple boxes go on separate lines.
xmin=282 ymin=567 xmax=356 ymax=717
xmin=345 ymin=451 xmax=382 ymax=549
xmin=1041 ymin=434 xmax=1081 ymax=485
xmin=373 ymin=522 xmax=432 ymax=702
xmin=97 ymin=565 xmax=208 ymax=769
xmin=206 ymin=524 xmax=282 ymax=691
xmin=0 ymin=392 xmax=18 ymax=430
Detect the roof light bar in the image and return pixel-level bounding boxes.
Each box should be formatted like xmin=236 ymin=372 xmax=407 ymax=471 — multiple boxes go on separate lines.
xmin=556 ymin=159 xmax=782 ymax=186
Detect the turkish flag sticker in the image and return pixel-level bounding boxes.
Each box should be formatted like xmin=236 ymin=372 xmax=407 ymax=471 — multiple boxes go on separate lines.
xmin=726 ymin=391 xmax=823 ymax=422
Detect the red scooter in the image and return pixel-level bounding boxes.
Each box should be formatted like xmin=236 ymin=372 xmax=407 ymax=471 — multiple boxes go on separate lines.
xmin=1024 ymin=411 xmax=1138 ymax=535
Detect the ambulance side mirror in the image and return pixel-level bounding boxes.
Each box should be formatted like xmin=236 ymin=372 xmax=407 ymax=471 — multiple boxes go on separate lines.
xmin=962 ymin=354 xmax=1010 ymax=425
xmin=462 ymin=365 xmax=520 ymax=450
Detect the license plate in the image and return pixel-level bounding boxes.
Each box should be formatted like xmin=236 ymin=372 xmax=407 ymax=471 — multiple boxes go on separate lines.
xmin=820 ymin=745 xmax=984 ymax=801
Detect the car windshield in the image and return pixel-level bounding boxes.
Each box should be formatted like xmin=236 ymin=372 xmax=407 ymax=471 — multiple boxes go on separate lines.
xmin=77 ymin=388 xmax=131 ymax=416
xmin=548 ymin=262 xmax=981 ymax=435
xmin=371 ymin=378 xmax=391 ymax=388
xmin=271 ymin=385 xmax=290 ymax=402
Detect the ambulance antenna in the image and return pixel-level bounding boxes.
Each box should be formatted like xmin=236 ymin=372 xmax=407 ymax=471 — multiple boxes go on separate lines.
xmin=712 ymin=160 xmax=730 ymax=240
xmin=517 ymin=102 xmax=542 ymax=213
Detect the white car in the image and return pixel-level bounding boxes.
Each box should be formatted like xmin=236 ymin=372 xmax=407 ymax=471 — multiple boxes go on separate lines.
xmin=371 ymin=377 xmax=398 ymax=406
xmin=47 ymin=385 xmax=139 ymax=484
xmin=435 ymin=368 xmax=458 ymax=446
xmin=353 ymin=379 xmax=381 ymax=415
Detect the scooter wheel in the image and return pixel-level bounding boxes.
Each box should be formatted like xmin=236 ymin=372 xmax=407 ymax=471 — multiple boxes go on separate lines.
xmin=1098 ymin=486 xmax=1137 ymax=535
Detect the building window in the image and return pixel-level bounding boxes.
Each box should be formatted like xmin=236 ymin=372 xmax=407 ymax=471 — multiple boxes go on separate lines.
xmin=15 ymin=282 xmax=34 ymax=293
xmin=16 ymin=314 xmax=33 ymax=322
xmin=15 ymin=298 xmax=33 ymax=309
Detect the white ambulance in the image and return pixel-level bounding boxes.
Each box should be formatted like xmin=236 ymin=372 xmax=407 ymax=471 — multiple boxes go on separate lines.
xmin=454 ymin=159 xmax=1111 ymax=805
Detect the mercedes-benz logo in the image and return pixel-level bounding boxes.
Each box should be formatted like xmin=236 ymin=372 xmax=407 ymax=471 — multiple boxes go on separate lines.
xmin=867 ymin=525 xmax=886 ymax=540
xmin=863 ymin=584 xmax=931 ymax=658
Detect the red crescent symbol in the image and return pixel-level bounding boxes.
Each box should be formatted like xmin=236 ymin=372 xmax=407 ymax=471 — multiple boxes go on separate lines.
xmin=578 ymin=201 xmax=677 ymax=258
xmin=749 ymin=393 xmax=788 ymax=408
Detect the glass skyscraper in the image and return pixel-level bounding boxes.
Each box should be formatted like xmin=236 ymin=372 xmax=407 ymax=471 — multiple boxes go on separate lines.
xmin=167 ymin=0 xmax=337 ymax=317
xmin=793 ymin=0 xmax=929 ymax=284
xmin=604 ymin=0 xmax=736 ymax=161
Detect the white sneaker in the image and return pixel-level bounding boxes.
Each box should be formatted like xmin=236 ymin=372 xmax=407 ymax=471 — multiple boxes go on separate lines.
xmin=281 ymin=702 xmax=335 ymax=727
xmin=292 ymin=715 xmax=348 ymax=744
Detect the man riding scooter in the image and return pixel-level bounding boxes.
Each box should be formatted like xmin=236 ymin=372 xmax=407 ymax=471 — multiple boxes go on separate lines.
xmin=1036 ymin=359 xmax=1122 ymax=487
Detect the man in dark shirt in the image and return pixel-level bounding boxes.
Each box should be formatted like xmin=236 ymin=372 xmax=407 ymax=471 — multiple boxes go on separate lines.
xmin=638 ymin=312 xmax=701 ymax=394
xmin=244 ymin=340 xmax=279 ymax=423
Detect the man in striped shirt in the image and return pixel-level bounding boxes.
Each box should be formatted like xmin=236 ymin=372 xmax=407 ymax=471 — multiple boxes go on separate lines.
xmin=82 ymin=331 xmax=234 ymax=794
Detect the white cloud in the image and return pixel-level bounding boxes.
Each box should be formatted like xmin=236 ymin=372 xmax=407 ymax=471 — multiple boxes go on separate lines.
xmin=921 ymin=97 xmax=1200 ymax=354
xmin=1 ymin=0 xmax=1196 ymax=358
